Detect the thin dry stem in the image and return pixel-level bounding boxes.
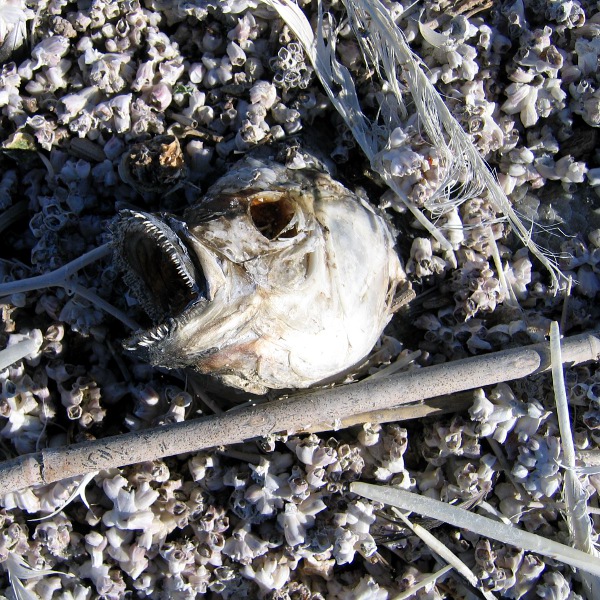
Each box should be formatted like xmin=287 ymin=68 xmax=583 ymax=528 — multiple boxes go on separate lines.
xmin=352 ymin=481 xmax=600 ymax=578
xmin=390 ymin=565 xmax=453 ymax=600
xmin=0 ymin=244 xmax=111 ymax=296
xmin=304 ymin=392 xmax=473 ymax=432
xmin=0 ymin=330 xmax=599 ymax=495
xmin=551 ymin=322 xmax=600 ymax=599
xmin=392 ymin=509 xmax=495 ymax=599
xmin=0 ymin=244 xmax=140 ymax=330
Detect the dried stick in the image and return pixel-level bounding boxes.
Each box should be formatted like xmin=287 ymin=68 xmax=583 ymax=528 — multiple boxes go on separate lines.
xmin=351 ymin=481 xmax=600 ymax=578
xmin=1 ymin=330 xmax=599 ymax=494
xmin=392 ymin=509 xmax=496 ymax=600
xmin=551 ymin=322 xmax=600 ymax=598
xmin=304 ymin=392 xmax=474 ymax=432
xmin=0 ymin=244 xmax=111 ymax=296
xmin=0 ymin=244 xmax=140 ymax=331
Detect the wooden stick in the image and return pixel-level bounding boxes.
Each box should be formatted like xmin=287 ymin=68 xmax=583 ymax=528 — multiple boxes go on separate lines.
xmin=1 ymin=330 xmax=599 ymax=494
xmin=304 ymin=392 xmax=474 ymax=432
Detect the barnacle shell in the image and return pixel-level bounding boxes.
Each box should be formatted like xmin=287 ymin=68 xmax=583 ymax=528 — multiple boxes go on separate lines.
xmin=112 ymin=147 xmax=404 ymax=393
xmin=118 ymin=134 xmax=187 ymax=195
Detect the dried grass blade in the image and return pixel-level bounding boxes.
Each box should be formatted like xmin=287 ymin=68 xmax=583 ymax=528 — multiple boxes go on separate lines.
xmin=390 ymin=564 xmax=452 ymax=600
xmin=29 ymin=472 xmax=98 ymax=522
xmin=350 ymin=482 xmax=600 ymax=577
xmin=344 ymin=0 xmax=565 ymax=288
xmin=4 ymin=553 xmax=66 ymax=600
xmin=391 ymin=509 xmax=496 ymax=599
xmin=551 ymin=321 xmax=600 ymax=598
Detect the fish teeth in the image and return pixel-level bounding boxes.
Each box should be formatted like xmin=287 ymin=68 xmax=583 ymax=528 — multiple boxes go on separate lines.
xmin=132 ymin=323 xmax=170 ymax=348
xmin=128 ymin=213 xmax=197 ymax=286
xmin=175 ymin=264 xmax=196 ymax=288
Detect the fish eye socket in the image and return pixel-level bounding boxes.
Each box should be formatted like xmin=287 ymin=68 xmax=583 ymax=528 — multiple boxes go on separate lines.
xmin=249 ymin=196 xmax=298 ymax=240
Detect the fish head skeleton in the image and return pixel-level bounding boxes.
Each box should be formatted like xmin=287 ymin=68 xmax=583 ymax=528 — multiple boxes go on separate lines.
xmin=112 ymin=151 xmax=405 ymax=394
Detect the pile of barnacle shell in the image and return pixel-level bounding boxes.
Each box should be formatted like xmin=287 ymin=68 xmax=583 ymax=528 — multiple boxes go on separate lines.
xmin=1 ymin=0 xmax=600 ymax=597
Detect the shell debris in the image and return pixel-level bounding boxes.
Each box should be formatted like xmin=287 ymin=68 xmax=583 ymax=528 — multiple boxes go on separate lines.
xmin=0 ymin=0 xmax=600 ymax=598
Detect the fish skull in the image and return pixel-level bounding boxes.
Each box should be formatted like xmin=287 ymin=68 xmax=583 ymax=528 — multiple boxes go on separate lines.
xmin=112 ymin=150 xmax=405 ymax=394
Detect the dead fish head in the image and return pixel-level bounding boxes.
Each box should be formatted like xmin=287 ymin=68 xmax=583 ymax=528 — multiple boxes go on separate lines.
xmin=112 ymin=151 xmax=405 ymax=394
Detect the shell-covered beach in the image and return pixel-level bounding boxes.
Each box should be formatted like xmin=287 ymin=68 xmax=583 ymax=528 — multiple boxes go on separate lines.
xmin=1 ymin=0 xmax=600 ymax=597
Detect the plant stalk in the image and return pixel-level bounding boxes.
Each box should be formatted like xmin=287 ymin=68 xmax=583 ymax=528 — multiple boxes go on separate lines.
xmin=1 ymin=330 xmax=599 ymax=494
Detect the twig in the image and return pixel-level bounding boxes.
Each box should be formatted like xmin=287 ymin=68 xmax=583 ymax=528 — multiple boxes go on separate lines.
xmin=188 ymin=375 xmax=223 ymax=415
xmin=560 ymin=275 xmax=573 ymax=333
xmin=552 ymin=322 xmax=590 ymax=546
xmin=65 ymin=281 xmax=139 ymax=331
xmin=489 ymin=232 xmax=518 ymax=308
xmin=351 ymin=481 xmax=600 ymax=578
xmin=363 ymin=349 xmax=422 ymax=381
xmin=551 ymin=321 xmax=600 ymax=599
xmin=0 ymin=244 xmax=112 ymax=296
xmin=0 ymin=330 xmax=599 ymax=495
xmin=304 ymin=392 xmax=473 ymax=432
xmin=390 ymin=565 xmax=453 ymax=600
xmin=0 ymin=244 xmax=140 ymax=330
xmin=391 ymin=509 xmax=496 ymax=600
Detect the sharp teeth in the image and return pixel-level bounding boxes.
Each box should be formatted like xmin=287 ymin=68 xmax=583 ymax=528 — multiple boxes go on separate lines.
xmin=175 ymin=264 xmax=196 ymax=288
xmin=130 ymin=214 xmax=196 ymax=283
xmin=131 ymin=322 xmax=170 ymax=349
xmin=122 ymin=211 xmax=203 ymax=315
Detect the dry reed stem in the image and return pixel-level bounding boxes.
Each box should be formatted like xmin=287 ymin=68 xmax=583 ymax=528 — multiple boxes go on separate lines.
xmin=394 ymin=509 xmax=498 ymax=600
xmin=0 ymin=330 xmax=599 ymax=495
xmin=551 ymin=322 xmax=600 ymax=599
xmin=304 ymin=392 xmax=474 ymax=432
xmin=351 ymin=481 xmax=600 ymax=578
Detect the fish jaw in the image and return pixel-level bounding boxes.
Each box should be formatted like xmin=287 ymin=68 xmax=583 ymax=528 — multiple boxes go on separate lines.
xmin=111 ymin=210 xmax=207 ymax=323
xmin=111 ymin=209 xmax=258 ymax=369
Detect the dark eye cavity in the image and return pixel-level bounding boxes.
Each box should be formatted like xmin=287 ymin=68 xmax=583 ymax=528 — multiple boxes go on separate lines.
xmin=249 ymin=196 xmax=298 ymax=239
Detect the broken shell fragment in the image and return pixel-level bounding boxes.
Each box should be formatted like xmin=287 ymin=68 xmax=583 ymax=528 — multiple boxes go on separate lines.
xmin=112 ymin=147 xmax=405 ymax=393
xmin=118 ymin=134 xmax=187 ymax=195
